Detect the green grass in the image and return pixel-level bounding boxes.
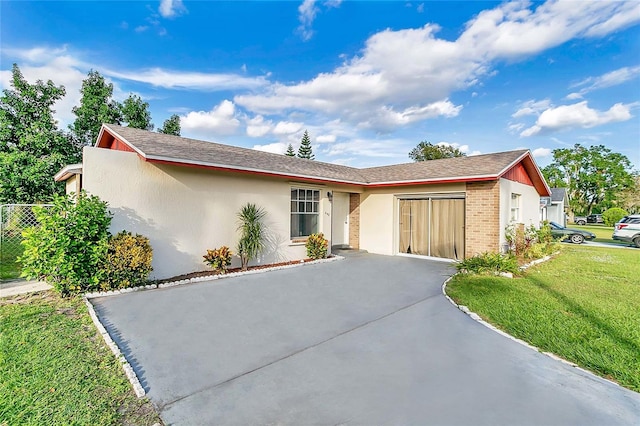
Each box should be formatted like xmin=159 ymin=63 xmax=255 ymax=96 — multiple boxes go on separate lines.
xmin=0 ymin=292 xmax=161 ymax=425
xmin=571 ymin=224 xmax=628 ymax=245
xmin=447 ymin=245 xmax=640 ymax=392
xmin=1 ymin=236 xmax=24 ymax=281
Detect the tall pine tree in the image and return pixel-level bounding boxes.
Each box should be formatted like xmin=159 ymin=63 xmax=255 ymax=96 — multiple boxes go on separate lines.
xmin=285 ymin=143 xmax=296 ymax=157
xmin=297 ymin=130 xmax=314 ymax=160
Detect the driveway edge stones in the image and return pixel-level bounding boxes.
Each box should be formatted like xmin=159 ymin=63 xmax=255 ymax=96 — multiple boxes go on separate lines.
xmin=84 ymin=255 xmax=345 ymax=398
xmin=441 ymin=275 xmax=633 ymax=393
xmin=84 ymin=297 xmax=146 ymax=397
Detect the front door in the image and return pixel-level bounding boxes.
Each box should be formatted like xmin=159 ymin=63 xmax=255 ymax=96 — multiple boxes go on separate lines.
xmin=331 ymin=192 xmax=350 ymax=247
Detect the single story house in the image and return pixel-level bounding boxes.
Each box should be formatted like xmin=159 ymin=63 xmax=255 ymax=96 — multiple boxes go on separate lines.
xmin=56 ymin=124 xmax=551 ymax=279
xmin=540 ymin=188 xmax=569 ymax=227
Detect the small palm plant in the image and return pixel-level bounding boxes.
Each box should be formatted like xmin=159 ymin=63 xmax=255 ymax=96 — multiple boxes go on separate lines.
xmin=237 ymin=203 xmax=266 ymax=270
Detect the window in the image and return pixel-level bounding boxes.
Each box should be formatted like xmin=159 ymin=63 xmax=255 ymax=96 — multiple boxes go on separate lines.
xmin=510 ymin=193 xmax=521 ymax=222
xmin=291 ymin=188 xmax=319 ymax=238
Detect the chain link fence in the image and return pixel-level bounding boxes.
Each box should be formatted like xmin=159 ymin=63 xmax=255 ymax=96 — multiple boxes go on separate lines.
xmin=1 ymin=204 xmax=52 ymax=281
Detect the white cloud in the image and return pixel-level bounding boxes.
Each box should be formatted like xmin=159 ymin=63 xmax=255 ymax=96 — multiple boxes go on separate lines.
xmin=508 ymin=123 xmax=525 ymax=133
xmin=180 ymin=100 xmax=240 ymax=135
xmin=238 ymin=0 xmax=639 ymax=131
xmin=245 ymin=115 xmax=273 ymax=138
xmin=325 ymin=0 xmax=342 ymax=9
xmin=520 ymin=101 xmax=635 ymax=137
xmin=570 ymin=65 xmax=640 ymax=97
xmin=297 ymin=0 xmax=318 ymax=41
xmin=417 ymin=3 xmax=424 ymax=13
xmin=253 ymin=142 xmax=287 ymax=155
xmin=273 ymin=121 xmax=304 ymax=135
xmin=135 ymin=26 xmax=149 ymax=33
xmin=512 ymin=99 xmax=552 ymax=118
xmin=532 ymin=147 xmax=552 ymax=157
xmin=103 ymin=67 xmax=268 ymax=90
xmin=565 ymin=92 xmax=583 ymax=100
xmin=159 ymin=0 xmax=187 ymax=18
xmin=316 ymin=134 xmax=336 ymax=143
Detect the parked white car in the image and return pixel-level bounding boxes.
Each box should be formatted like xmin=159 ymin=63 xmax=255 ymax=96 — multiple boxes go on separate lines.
xmin=612 ymin=215 xmax=640 ymax=248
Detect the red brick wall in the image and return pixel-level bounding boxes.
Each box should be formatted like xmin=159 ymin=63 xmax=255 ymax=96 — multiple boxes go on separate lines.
xmin=465 ymin=181 xmax=501 ymax=257
xmin=349 ymin=194 xmax=360 ymax=249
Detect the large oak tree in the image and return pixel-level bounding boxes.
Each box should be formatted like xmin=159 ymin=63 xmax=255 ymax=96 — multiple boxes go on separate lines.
xmin=542 ymin=144 xmax=636 ymax=216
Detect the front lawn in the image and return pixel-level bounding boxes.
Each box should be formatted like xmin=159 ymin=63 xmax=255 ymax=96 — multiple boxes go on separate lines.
xmin=572 ymin=224 xmax=628 ymax=245
xmin=0 ymin=292 xmax=161 ymax=425
xmin=447 ymin=245 xmax=640 ymax=392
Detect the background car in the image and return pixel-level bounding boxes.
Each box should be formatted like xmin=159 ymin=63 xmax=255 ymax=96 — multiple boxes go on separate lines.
xmin=613 ymin=215 xmax=640 ymax=248
xmin=549 ymin=221 xmax=596 ymax=244
xmin=587 ymin=214 xmax=604 ymax=224
xmin=574 ymin=216 xmax=587 ymax=225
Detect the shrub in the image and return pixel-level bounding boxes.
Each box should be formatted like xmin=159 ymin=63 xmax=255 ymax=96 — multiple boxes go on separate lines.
xmin=203 ymin=246 xmax=233 ymax=274
xmin=101 ymin=231 xmax=153 ymax=290
xmin=20 ymin=192 xmax=112 ymax=296
xmin=602 ymin=207 xmax=628 ymax=227
xmin=456 ymin=252 xmax=519 ymax=276
xmin=505 ymin=222 xmax=559 ymax=261
xmin=237 ymin=203 xmax=266 ymax=270
xmin=306 ymin=233 xmax=328 ymax=260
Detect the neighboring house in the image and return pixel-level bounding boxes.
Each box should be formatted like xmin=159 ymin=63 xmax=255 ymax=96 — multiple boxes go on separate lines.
xmin=541 ymin=188 xmax=569 ymax=227
xmin=56 ymin=124 xmax=550 ymax=279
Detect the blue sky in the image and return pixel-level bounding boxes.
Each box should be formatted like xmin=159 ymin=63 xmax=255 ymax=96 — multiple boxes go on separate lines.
xmin=1 ymin=0 xmax=639 ymax=170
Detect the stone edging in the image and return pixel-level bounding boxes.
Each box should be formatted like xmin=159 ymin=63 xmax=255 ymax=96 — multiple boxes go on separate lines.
xmin=84 ymin=297 xmax=146 ymax=397
xmin=441 ymin=254 xmax=625 ymax=390
xmin=84 ymin=255 xmax=344 ymax=299
xmin=83 ymin=255 xmax=344 ymax=398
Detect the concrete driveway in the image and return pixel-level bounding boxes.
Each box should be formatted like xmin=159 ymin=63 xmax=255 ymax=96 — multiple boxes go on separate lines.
xmin=91 ymin=253 xmax=640 ymax=425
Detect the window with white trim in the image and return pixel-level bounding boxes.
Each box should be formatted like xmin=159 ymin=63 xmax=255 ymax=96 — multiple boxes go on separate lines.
xmin=510 ymin=193 xmax=521 ymax=222
xmin=291 ymin=188 xmax=320 ymax=238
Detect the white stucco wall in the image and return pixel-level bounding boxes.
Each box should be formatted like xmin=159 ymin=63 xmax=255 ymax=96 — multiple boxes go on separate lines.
xmin=83 ymin=147 xmax=335 ymax=279
xmin=499 ymin=178 xmax=541 ymax=245
xmin=359 ymin=183 xmax=466 ymax=256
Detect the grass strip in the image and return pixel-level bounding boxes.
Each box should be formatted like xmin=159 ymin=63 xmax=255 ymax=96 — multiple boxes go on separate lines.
xmin=0 ymin=292 xmax=161 ymax=425
xmin=447 ymin=245 xmax=640 ymax=392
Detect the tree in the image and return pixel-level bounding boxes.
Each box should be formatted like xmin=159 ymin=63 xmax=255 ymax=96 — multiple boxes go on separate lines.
xmin=616 ymin=175 xmax=640 ymax=214
xmin=69 ymin=70 xmax=122 ymax=146
xmin=121 ymin=94 xmax=153 ymax=130
xmin=297 ymin=130 xmax=314 ymax=160
xmin=285 ymin=143 xmax=296 ymax=157
xmin=0 ymin=64 xmax=81 ymax=203
xmin=158 ymin=114 xmax=181 ymax=136
xmin=409 ymin=141 xmax=466 ymax=161
xmin=542 ymin=144 xmax=635 ymax=216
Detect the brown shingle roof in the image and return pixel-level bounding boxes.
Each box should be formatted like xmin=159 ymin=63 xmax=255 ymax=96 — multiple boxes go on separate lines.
xmin=98 ymin=124 xmax=547 ymax=195
xmin=360 ymin=150 xmax=529 ymax=184
xmin=101 ymin=124 xmax=368 ymax=184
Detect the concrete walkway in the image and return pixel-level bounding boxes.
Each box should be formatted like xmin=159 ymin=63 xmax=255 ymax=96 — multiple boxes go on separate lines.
xmin=0 ymin=279 xmax=51 ymax=298
xmin=91 ymin=253 xmax=640 ymax=425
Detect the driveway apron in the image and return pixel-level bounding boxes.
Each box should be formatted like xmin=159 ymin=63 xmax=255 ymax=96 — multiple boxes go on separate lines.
xmin=91 ymin=253 xmax=640 ymax=425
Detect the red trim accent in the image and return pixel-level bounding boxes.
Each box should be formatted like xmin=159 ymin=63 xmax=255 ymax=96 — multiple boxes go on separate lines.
xmin=502 ymin=163 xmax=533 ymax=186
xmin=111 ymin=138 xmax=135 ymax=153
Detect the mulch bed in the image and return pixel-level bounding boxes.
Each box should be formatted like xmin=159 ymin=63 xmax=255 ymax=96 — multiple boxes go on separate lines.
xmin=154 ymin=257 xmax=332 ymax=285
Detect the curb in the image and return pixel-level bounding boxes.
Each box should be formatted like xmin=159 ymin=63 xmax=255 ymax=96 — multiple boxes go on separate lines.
xmin=441 ymin=256 xmax=626 ymax=391
xmin=83 ymin=255 xmax=344 ymax=398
